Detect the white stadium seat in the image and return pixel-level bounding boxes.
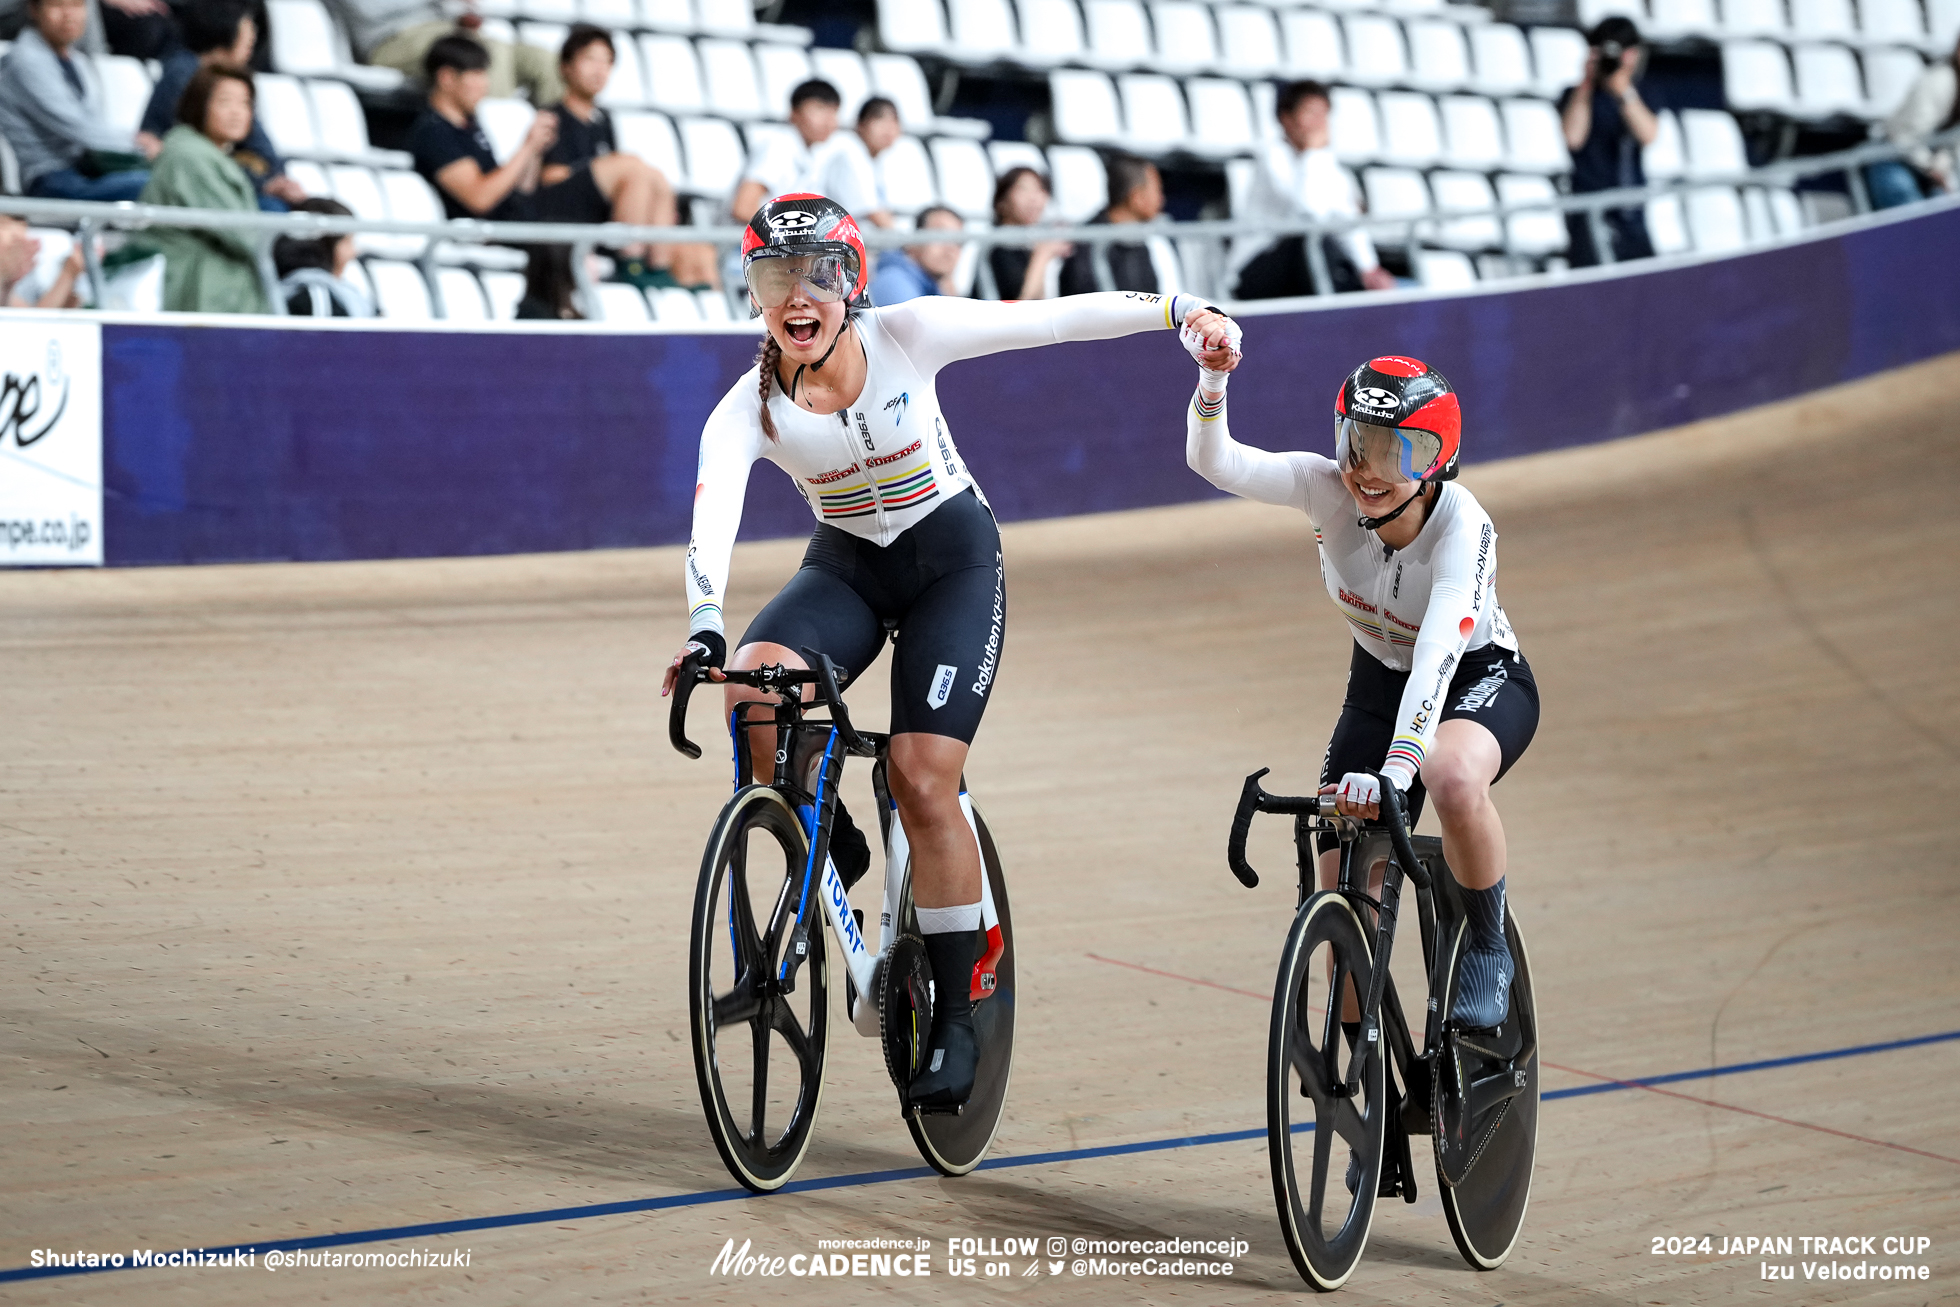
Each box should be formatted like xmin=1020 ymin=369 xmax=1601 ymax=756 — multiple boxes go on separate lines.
xmin=282 ymin=158 xmax=329 ymax=196
xmin=811 ymin=48 xmax=873 ymax=119
xmin=1467 ymin=23 xmax=1533 ymax=97
xmin=1858 ymin=0 xmax=1928 ymax=45
xmin=753 ymin=43 xmax=812 ymax=115
xmin=636 ymin=0 xmax=694 ymax=30
xmin=1790 ymin=0 xmax=1856 ymax=38
xmin=1046 ymin=143 xmax=1109 ymax=221
xmin=1741 ymin=184 xmax=1804 ymax=237
xmin=583 ymin=0 xmax=636 ymax=26
xmin=698 ymin=39 xmax=765 ymax=118
xmin=1722 ymin=0 xmax=1790 ymax=35
xmin=1499 ymin=97 xmax=1569 ymax=172
xmin=594 ymin=282 xmax=652 ymax=322
xmin=1117 ymin=73 xmax=1190 ymax=150
xmin=880 ymin=0 xmax=949 ymax=54
xmin=696 ymin=287 xmax=734 ymax=321
xmin=930 ymin=137 xmax=996 ymax=219
xmin=1344 ymin=15 xmax=1410 ymax=86
xmin=652 ymin=285 xmax=705 ymax=321
xmin=378 ymin=169 xmax=443 ymax=225
xmin=1430 ymin=170 xmax=1502 ymax=249
xmin=1685 ymin=186 xmax=1749 ymax=251
xmin=697 ymin=0 xmax=756 ymax=35
xmin=517 ymin=22 xmax=568 ymax=56
xmin=474 ymin=98 xmax=535 ymax=163
xmin=1577 ymin=0 xmax=1637 ymax=24
xmin=1415 ymin=248 xmax=1478 ymax=288
xmin=1330 ymin=86 xmax=1382 ymax=163
xmin=1084 ymin=0 xmax=1154 ymax=68
xmin=1019 ymin=0 xmax=1088 ymax=64
xmin=595 ymin=38 xmax=648 ymax=110
xmin=1647 ymin=0 xmax=1721 ymax=39
xmin=1216 ymin=5 xmax=1283 ymax=77
xmin=879 ymin=135 xmax=941 ymax=212
xmin=1361 ymin=166 xmax=1432 ymax=247
xmin=1722 ymin=39 xmax=1798 ymax=112
xmin=1150 ymin=1 xmax=1220 ymax=73
xmin=1645 ymin=193 xmax=1690 ymax=253
xmin=1680 ymin=107 xmax=1749 ymax=175
xmin=480 ymin=269 xmax=527 ymax=319
xmin=678 ymin=116 xmax=746 ymax=196
xmin=365 ymin=259 xmax=434 ymax=319
xmin=988 ymin=140 xmax=1049 ymax=177
xmin=1791 ymin=42 xmax=1866 ymax=115
xmin=614 ymin=111 xmax=684 ymax=183
xmin=1184 ymin=78 xmax=1258 ymax=156
xmin=1440 ymin=95 xmax=1505 ymax=170
xmin=868 ymin=54 xmax=940 ymax=134
xmin=1863 ymin=47 xmax=1927 ymax=117
xmin=640 ymin=35 xmax=707 ymax=115
xmin=1281 ymin=10 xmax=1346 ymax=80
xmin=255 ymin=74 xmax=319 ymax=155
xmin=1050 ymin=69 xmax=1125 ymax=143
xmin=1644 ymin=108 xmax=1687 ymax=178
xmin=92 ymin=55 xmax=150 ymax=137
xmin=1930 ymin=0 xmax=1960 ymax=49
xmin=1377 ymin=91 xmax=1444 ymax=167
xmin=948 ymin=0 xmax=1019 ymax=61
xmin=309 ymin=78 xmax=384 ymax=159
xmin=1529 ymin=26 xmax=1588 ymax=97
xmin=523 ymin=0 xmax=576 ymax=22
xmin=1407 ymin=19 xmax=1472 ymax=91
xmin=434 ymin=267 xmax=490 ymax=320
xmin=1496 ymin=173 xmax=1567 ymax=255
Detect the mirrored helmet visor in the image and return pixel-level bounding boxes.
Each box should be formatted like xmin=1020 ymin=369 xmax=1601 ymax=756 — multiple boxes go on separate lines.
xmin=1336 ymin=417 xmax=1443 ymax=483
xmin=743 ymin=251 xmax=855 ymax=308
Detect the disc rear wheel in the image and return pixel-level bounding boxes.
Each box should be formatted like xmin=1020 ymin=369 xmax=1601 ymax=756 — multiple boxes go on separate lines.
xmin=1269 ymin=892 xmax=1389 ymax=1292
xmin=688 ymin=786 xmax=828 ymax=1193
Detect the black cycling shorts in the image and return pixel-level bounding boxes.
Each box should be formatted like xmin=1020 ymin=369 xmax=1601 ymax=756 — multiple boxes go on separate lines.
xmin=1319 ymin=640 xmax=1539 ymax=836
xmin=740 ymin=489 xmax=1005 ymax=745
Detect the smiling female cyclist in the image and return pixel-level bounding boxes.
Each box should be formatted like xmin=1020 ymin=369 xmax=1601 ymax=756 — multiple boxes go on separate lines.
xmin=660 ymin=193 xmax=1240 ymax=1109
xmin=1182 ymin=343 xmax=1537 ymax=1034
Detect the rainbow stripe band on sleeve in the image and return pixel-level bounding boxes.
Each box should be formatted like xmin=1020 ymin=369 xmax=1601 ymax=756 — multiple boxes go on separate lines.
xmin=689 ymin=600 xmax=722 ymax=628
xmin=1384 ymin=737 xmax=1425 ymax=775
xmin=1193 ymin=388 xmax=1225 ymax=422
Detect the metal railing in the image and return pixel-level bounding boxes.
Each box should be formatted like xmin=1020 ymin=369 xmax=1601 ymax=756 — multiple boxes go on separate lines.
xmin=1 ymin=127 xmax=1952 ymax=316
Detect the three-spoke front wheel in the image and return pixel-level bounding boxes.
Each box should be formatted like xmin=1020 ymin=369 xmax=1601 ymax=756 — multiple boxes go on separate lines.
xmin=1269 ymin=892 xmax=1389 ymax=1292
xmin=689 ymin=786 xmax=828 ymax=1192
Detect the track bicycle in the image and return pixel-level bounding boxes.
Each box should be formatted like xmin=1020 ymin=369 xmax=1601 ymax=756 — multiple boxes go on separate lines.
xmin=668 ymin=649 xmax=1016 ymax=1192
xmin=1224 ymin=769 xmax=1539 ymax=1290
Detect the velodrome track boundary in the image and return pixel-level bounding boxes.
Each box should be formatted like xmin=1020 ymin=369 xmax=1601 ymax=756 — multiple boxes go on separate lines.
xmin=6 ymin=1026 xmax=1954 ymax=1286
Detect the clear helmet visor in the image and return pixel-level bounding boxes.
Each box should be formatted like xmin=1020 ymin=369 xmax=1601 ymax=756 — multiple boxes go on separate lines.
xmin=1336 ymin=417 xmax=1443 ymax=483
xmin=743 ymin=251 xmax=856 ymax=308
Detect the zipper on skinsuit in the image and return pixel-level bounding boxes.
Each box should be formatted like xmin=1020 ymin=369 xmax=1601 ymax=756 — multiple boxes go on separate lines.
xmin=837 ymin=410 xmax=892 ymax=539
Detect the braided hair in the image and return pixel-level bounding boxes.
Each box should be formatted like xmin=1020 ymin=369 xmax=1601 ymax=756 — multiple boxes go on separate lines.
xmin=755 ymin=333 xmax=784 ymax=442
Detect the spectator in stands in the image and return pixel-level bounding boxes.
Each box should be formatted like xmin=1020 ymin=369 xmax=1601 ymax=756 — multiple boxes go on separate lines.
xmin=140 ymin=0 xmax=306 ymax=211
xmin=0 ymin=216 xmax=86 ymax=307
xmin=543 ymin=24 xmax=716 ymax=289
xmin=274 ymin=197 xmax=376 ymax=316
xmin=515 ymin=243 xmax=581 ymax=320
xmin=820 ymin=95 xmax=899 ymax=229
xmin=731 ymin=77 xmax=840 ymax=224
xmin=410 ymin=35 xmax=678 ymax=291
xmin=0 ymin=0 xmax=158 ymax=202
xmin=136 ymin=63 xmax=272 ymax=312
xmin=869 ymin=204 xmax=965 ymax=304
xmin=985 ymin=165 xmax=1071 ymax=300
xmin=1869 ymin=38 xmax=1960 ymax=208
xmin=1057 ymin=153 xmax=1163 ymax=296
xmin=325 ymin=0 xmax=560 ymax=104
xmin=1559 ymin=17 xmax=1659 ymax=266
xmin=1229 ymin=80 xmax=1396 ymax=298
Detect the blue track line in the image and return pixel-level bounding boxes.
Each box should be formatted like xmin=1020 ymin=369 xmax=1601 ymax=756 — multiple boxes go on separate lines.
xmin=6 ymin=1027 xmax=1955 ymax=1284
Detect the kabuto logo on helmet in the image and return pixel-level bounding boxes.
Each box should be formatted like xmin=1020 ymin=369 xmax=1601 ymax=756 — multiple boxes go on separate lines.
xmin=1336 ymin=355 xmax=1463 ymax=484
xmin=1353 ymin=386 xmax=1399 ymax=412
xmin=767 ymin=209 xmax=819 ymax=230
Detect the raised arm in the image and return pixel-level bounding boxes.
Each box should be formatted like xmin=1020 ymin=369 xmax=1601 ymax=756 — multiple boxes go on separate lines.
xmin=879 ymin=290 xmax=1213 ymax=376
xmin=1380 ymin=510 xmax=1495 ymax=791
xmin=1184 ymin=376 xmax=1311 ymax=512
xmin=681 ymin=384 xmax=768 ymax=656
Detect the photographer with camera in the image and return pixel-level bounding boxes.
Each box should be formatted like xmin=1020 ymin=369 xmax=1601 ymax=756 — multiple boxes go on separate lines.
xmin=1559 ymin=16 xmax=1660 ymax=266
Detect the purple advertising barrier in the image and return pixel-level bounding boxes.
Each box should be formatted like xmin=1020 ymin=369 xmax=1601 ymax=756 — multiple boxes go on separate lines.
xmin=102 ymin=201 xmax=1960 ymax=565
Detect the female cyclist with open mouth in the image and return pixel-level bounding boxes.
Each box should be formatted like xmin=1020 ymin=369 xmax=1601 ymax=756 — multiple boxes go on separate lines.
xmin=1181 ymin=337 xmax=1538 ymax=1037
xmin=660 ymin=193 xmax=1241 ymax=1109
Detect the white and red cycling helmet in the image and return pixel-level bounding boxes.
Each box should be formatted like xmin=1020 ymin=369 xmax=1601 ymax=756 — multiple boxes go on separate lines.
xmin=740 ymin=193 xmax=870 ymax=310
xmin=1334 ymin=355 xmax=1462 ymax=485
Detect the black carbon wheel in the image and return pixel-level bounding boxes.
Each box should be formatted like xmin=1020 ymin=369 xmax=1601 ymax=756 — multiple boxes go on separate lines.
xmin=688 ymin=786 xmax=827 ymax=1193
xmin=1269 ymin=891 xmax=1389 ymax=1292
xmin=1434 ymin=910 xmax=1539 ymax=1270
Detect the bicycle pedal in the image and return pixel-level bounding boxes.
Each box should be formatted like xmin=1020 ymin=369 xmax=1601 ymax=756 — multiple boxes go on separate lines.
xmin=911 ymin=1102 xmax=965 ymax=1118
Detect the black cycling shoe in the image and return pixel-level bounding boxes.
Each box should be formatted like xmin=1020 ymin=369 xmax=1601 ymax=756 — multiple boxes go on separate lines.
xmin=1449 ymin=939 xmax=1514 ymax=1030
xmin=830 ymin=801 xmax=871 ymax=892
xmin=906 ymin=1014 xmax=978 ymax=1111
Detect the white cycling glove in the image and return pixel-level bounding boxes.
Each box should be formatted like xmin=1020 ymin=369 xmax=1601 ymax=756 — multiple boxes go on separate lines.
xmin=1178 ymin=314 xmax=1242 ymax=367
xmin=1337 ymin=770 xmax=1408 ymax=812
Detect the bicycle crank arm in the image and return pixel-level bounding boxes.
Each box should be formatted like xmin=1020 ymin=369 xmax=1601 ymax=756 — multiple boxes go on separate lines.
xmin=1466 ymin=1062 xmax=1531 ymax=1119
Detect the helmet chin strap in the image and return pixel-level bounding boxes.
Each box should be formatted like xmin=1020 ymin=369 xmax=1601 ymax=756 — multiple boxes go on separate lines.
xmin=787 ymin=308 xmax=856 ymax=401
xmin=1356 ymin=481 xmax=1432 ymax=531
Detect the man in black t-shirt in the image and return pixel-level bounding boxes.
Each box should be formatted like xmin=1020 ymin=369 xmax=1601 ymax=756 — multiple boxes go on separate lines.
xmin=539 ymin=24 xmax=716 ymax=289
xmin=1558 ymin=17 xmax=1661 ymax=266
xmin=1057 ymin=153 xmax=1164 ymax=295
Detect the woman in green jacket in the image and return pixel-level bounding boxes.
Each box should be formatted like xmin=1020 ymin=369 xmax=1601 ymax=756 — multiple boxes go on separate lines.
xmin=138 ymin=64 xmax=271 ymax=314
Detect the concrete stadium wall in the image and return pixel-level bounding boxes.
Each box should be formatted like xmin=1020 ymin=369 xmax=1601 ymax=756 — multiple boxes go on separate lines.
xmin=101 ymin=199 xmax=1960 ymax=565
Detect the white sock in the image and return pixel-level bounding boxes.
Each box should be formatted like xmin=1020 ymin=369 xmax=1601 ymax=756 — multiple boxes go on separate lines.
xmin=915 ymin=901 xmax=981 ymax=934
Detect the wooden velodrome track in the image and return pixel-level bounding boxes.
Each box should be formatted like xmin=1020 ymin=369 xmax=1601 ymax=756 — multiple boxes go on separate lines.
xmin=3 ymin=352 xmax=1957 ymax=1306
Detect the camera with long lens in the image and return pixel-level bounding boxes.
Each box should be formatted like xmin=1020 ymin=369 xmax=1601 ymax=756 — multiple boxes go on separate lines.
xmin=1594 ymin=39 xmax=1626 ymax=82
